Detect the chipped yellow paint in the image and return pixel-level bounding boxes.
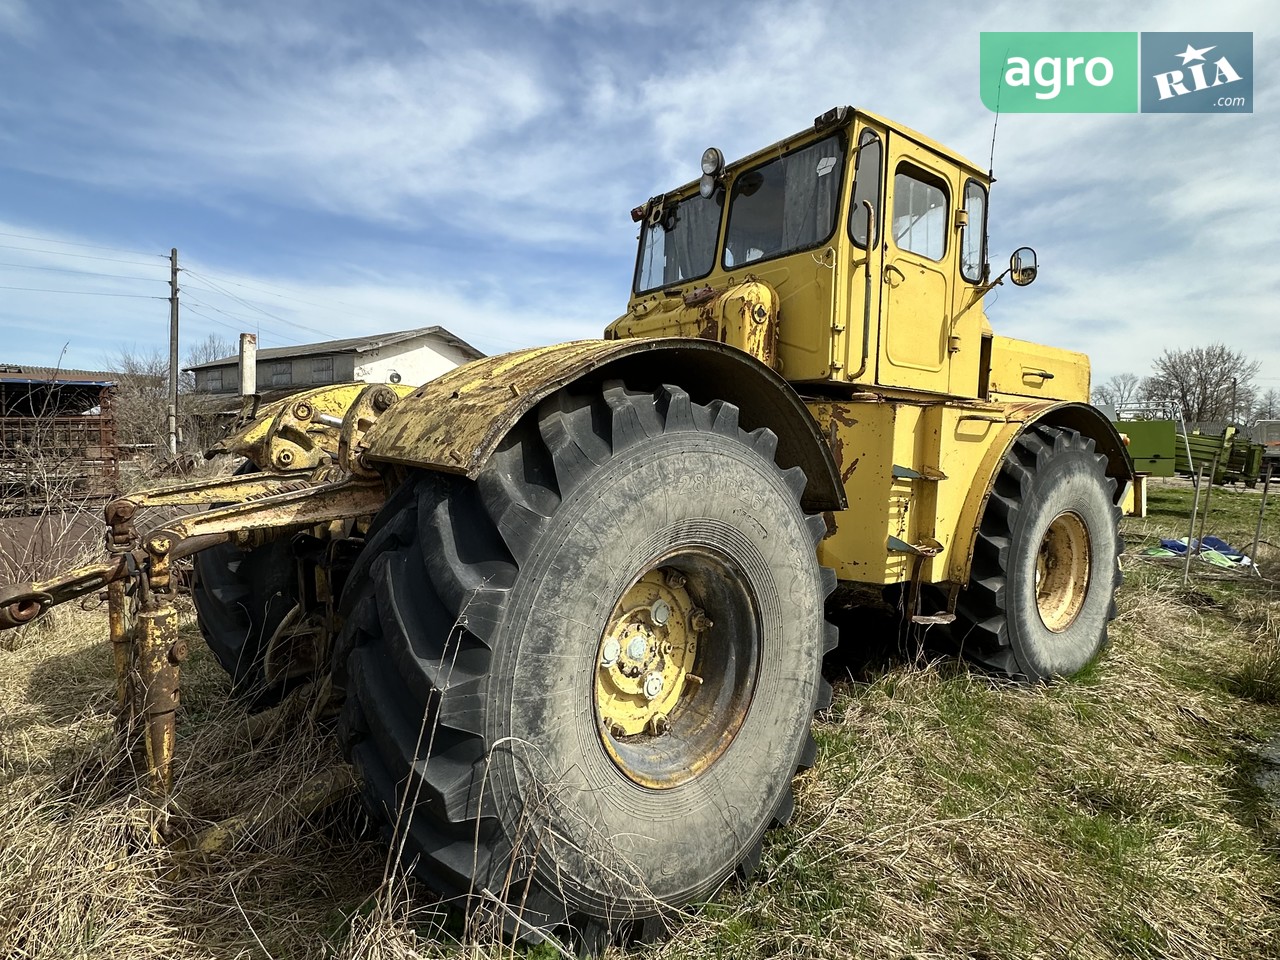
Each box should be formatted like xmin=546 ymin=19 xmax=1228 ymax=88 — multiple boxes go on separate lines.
xmin=1035 ymin=511 xmax=1092 ymax=632
xmin=209 ymin=382 xmax=414 ymax=470
xmin=606 ymin=280 xmax=781 ymax=370
xmin=807 ymin=395 xmax=1092 ymax=586
xmin=261 ymin=382 xmax=416 ymax=472
xmin=117 ymin=472 xmax=311 ymax=508
xmin=595 ymin=569 xmax=698 ymax=739
xmin=362 ymin=340 xmax=620 ymax=475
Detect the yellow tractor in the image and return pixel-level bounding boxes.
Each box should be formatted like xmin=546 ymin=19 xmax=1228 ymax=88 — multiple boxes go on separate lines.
xmin=0 ymin=105 xmax=1129 ymax=951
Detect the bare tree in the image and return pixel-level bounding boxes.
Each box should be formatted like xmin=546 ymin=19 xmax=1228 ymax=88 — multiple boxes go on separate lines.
xmin=108 ymin=345 xmax=170 ymax=452
xmin=182 ymin=333 xmax=233 ymax=393
xmin=1092 ymin=372 xmax=1142 ymax=409
xmin=181 ymin=333 xmax=234 ymax=452
xmin=107 ymin=333 xmax=233 ymax=459
xmin=1140 ymin=344 xmax=1259 ymax=424
xmin=1254 ymin=388 xmax=1280 ymax=423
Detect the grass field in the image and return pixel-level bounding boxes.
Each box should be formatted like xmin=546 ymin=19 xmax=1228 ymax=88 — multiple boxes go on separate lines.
xmin=1 ymin=478 xmax=1278 ymax=959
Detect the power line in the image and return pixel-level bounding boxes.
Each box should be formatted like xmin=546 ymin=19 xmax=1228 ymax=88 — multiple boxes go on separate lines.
xmin=181 ymin=303 xmax=256 ymax=338
xmin=182 ymin=296 xmax=306 ymax=346
xmin=183 ymin=295 xmax=262 ymax=323
xmin=183 ymin=271 xmax=343 ymax=340
xmin=0 ymin=285 xmax=166 ymax=299
xmin=182 ymin=264 xmax=363 ymax=315
xmin=0 ymin=230 xmax=164 ymax=259
xmin=0 ymin=260 xmax=162 ymax=282
xmin=0 ymin=243 xmax=160 ymax=267
xmin=183 ymin=294 xmax=277 ymax=330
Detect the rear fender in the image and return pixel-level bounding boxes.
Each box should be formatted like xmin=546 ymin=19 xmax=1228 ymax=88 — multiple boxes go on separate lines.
xmin=361 ymin=338 xmax=846 ymax=511
xmin=946 ymin=400 xmax=1134 ymax=584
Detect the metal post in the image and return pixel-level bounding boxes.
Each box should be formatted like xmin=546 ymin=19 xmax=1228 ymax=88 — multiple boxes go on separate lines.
xmin=239 ymin=333 xmax=257 ymax=396
xmin=1250 ymin=466 xmax=1272 ymax=568
xmin=1195 ymin=453 xmax=1220 ymax=557
xmin=168 ymin=248 xmax=179 ymax=456
xmin=1183 ymin=464 xmax=1205 ymax=585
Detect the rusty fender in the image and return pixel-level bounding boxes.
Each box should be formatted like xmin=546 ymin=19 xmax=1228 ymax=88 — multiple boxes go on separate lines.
xmin=361 ymin=338 xmax=846 ymax=513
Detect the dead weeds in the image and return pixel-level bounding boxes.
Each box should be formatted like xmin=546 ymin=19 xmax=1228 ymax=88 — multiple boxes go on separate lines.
xmin=0 ymin=483 xmax=1278 ymax=959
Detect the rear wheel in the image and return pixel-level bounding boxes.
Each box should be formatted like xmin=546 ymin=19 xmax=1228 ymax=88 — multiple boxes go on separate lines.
xmin=953 ymin=424 xmax=1122 ymax=682
xmin=190 ymin=463 xmax=298 ymax=699
xmin=337 ymin=381 xmax=836 ymax=949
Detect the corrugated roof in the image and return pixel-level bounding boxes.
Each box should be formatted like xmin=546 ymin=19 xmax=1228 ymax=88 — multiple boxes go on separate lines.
xmin=0 ymin=364 xmax=117 ymax=386
xmin=185 ymin=325 xmax=484 ymax=371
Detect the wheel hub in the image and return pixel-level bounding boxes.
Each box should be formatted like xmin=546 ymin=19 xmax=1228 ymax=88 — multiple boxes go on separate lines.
xmin=1035 ymin=511 xmax=1091 ymax=632
xmin=595 ymin=568 xmax=702 ymax=738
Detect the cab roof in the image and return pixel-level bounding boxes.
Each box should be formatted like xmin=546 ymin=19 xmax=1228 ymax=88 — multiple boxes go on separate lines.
xmin=646 ymin=105 xmax=990 ymax=204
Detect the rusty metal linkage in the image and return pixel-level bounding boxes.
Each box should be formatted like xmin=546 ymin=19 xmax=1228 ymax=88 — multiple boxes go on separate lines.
xmin=0 ymin=381 xmax=412 ymax=801
xmin=1 ymin=475 xmax=389 ymax=796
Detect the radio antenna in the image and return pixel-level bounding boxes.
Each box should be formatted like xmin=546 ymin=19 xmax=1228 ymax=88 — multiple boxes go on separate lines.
xmin=988 ymin=50 xmax=1007 ymax=180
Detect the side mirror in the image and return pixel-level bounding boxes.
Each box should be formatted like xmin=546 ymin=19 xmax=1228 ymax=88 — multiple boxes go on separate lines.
xmin=1010 ymin=246 xmax=1038 ymax=286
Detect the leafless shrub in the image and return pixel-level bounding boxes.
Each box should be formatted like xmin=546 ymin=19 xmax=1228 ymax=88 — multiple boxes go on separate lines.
xmin=108 ymin=335 xmax=233 ymax=460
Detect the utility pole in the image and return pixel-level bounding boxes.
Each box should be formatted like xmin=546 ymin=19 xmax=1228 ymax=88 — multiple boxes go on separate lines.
xmin=168 ymin=247 xmax=179 ymax=456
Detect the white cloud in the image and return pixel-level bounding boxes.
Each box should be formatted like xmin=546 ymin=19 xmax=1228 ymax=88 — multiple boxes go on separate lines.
xmin=1 ymin=0 xmax=1278 ymax=396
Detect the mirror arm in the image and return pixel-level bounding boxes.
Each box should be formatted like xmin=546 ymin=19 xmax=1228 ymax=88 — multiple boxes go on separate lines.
xmin=946 ymin=268 xmax=1008 ymax=328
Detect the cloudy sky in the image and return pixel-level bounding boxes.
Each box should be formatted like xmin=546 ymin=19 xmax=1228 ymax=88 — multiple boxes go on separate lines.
xmin=0 ymin=0 xmax=1274 ymax=394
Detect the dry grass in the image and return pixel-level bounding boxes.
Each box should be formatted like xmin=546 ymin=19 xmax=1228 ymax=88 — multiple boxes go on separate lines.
xmin=1 ymin=482 xmax=1278 ymax=959
xmin=0 ymin=605 xmax=394 ymax=959
xmin=671 ymin=567 xmax=1280 ymax=959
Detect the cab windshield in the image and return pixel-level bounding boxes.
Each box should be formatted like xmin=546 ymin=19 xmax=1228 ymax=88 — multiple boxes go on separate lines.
xmin=723 ymin=133 xmax=846 ymax=268
xmin=633 ymin=192 xmax=723 ymax=294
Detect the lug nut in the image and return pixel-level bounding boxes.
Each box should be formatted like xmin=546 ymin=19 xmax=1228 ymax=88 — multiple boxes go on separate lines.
xmin=651 ymin=600 xmax=671 ymax=626
xmin=690 ymin=608 xmax=713 ymax=632
xmin=664 ymin=569 xmax=687 ymax=589
xmin=642 ymin=672 xmax=664 ymax=700
xmin=646 ymin=713 xmax=669 ymax=735
xmin=601 ymin=637 xmax=621 ymax=668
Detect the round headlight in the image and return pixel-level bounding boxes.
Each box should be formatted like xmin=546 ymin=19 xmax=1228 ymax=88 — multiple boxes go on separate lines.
xmin=701 ymin=146 xmax=724 ymax=177
xmin=699 ymin=174 xmax=717 ymax=199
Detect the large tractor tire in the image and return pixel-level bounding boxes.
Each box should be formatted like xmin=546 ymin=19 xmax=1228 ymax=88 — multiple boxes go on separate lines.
xmin=953 ymin=424 xmax=1122 ymax=682
xmin=337 ymin=380 xmax=836 ymax=950
xmin=190 ymin=465 xmax=299 ymax=699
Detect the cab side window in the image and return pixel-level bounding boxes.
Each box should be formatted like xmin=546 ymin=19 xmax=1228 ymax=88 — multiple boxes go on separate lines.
xmin=848 ymin=130 xmax=882 ymax=248
xmin=891 ymin=165 xmax=949 ymax=261
xmin=961 ymin=180 xmax=988 ymax=283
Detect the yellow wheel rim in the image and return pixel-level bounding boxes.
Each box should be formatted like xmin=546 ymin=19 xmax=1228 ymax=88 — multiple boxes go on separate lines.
xmin=1035 ymin=511 xmax=1091 ymax=632
xmin=596 ymin=568 xmax=700 ymax=739
xmin=594 ymin=554 xmax=758 ymax=789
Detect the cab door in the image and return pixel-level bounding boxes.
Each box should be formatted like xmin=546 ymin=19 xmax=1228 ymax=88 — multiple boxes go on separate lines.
xmin=877 ymin=136 xmax=958 ymax=393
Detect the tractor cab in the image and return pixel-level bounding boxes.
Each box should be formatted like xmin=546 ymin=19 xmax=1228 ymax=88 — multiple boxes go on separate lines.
xmin=611 ymin=106 xmax=1055 ymax=402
